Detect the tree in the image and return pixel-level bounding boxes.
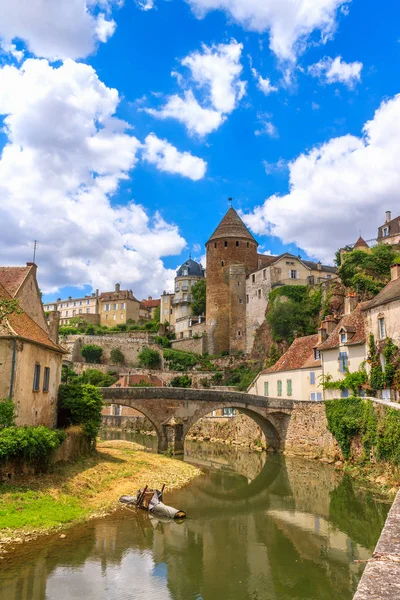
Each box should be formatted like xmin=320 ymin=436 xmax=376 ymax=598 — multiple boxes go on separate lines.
xmin=138 ymin=346 xmax=161 ymax=369
xmin=191 ymin=279 xmax=206 ymax=315
xmin=170 ymin=375 xmax=192 ymax=388
xmin=153 ymin=305 xmax=160 ymax=323
xmin=0 ymin=298 xmax=22 ymax=325
xmin=0 ymin=398 xmax=15 ymax=428
xmin=110 ymin=348 xmax=125 ymax=365
xmin=81 ymin=344 xmax=103 ymax=364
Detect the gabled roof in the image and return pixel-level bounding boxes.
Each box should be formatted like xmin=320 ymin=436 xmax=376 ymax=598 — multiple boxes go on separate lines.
xmin=99 ymin=290 xmax=139 ymax=302
xmin=353 ymin=236 xmax=369 ymax=250
xmin=0 ymin=282 xmax=64 ymax=353
xmin=362 ymin=277 xmax=400 ymax=310
xmin=0 ymin=265 xmax=32 ymax=296
xmin=318 ymin=304 xmax=366 ymax=351
xmin=263 ymin=334 xmax=320 ymax=374
xmin=140 ymin=298 xmax=161 ymax=309
xmin=207 ymin=207 xmax=258 ymax=244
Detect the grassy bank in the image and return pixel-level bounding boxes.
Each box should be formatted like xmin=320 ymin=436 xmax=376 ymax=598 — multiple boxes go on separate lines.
xmin=0 ymin=440 xmax=200 ymax=545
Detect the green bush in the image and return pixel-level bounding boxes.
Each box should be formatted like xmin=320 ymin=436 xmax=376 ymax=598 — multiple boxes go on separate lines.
xmin=81 ymin=344 xmax=103 ymax=364
xmin=154 ymin=336 xmax=172 ymax=348
xmin=339 ymin=244 xmax=400 ymax=298
xmin=163 ymin=348 xmax=198 ymax=371
xmin=0 ymin=399 xmax=15 ymax=429
xmin=58 ymin=384 xmax=103 ymax=442
xmin=138 ymin=346 xmax=161 ymax=369
xmin=0 ymin=426 xmax=66 ymax=470
xmin=170 ymin=375 xmax=192 ymax=388
xmin=110 ymin=348 xmax=125 ymax=365
xmin=191 ymin=279 xmax=206 ymax=315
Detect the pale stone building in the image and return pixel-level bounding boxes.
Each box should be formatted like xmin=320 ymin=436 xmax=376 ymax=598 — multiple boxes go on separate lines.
xmin=44 ymin=291 xmax=100 ymax=326
xmin=99 ymin=284 xmax=140 ymax=326
xmin=377 ymin=211 xmax=400 ymax=246
xmin=139 ymin=297 xmax=160 ymax=321
xmin=245 ymin=253 xmax=337 ymax=353
xmin=0 ymin=265 xmax=64 ymax=427
xmin=248 ymin=334 xmax=323 ymax=401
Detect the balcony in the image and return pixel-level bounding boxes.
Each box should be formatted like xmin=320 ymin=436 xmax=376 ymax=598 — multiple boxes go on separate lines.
xmin=172 ymin=295 xmax=192 ymax=305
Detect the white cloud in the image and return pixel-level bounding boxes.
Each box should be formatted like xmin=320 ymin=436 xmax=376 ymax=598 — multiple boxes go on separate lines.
xmin=308 ymin=55 xmax=363 ymax=87
xmin=0 ymin=58 xmax=188 ymax=297
xmin=251 ymin=67 xmax=278 ymax=95
xmin=135 ymin=0 xmax=155 ymax=9
xmin=243 ymin=94 xmax=400 ymax=262
xmin=145 ymin=90 xmax=225 ymax=137
xmin=0 ymin=0 xmax=120 ymax=60
xmin=255 ymin=117 xmax=278 ymax=138
xmin=185 ymin=0 xmax=350 ymax=61
xmin=263 ymin=158 xmax=287 ymax=174
xmin=146 ymin=40 xmax=245 ymax=137
xmin=143 ymin=133 xmax=207 ymax=180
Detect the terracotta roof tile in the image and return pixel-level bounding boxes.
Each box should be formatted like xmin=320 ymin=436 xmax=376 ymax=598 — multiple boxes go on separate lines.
xmin=0 ymin=266 xmax=31 ymax=296
xmin=0 ymin=282 xmax=63 ymax=353
xmin=207 ymin=207 xmax=258 ymax=244
xmin=140 ymin=298 xmax=160 ymax=309
xmin=353 ymin=236 xmax=370 ymax=249
xmin=318 ymin=304 xmax=366 ymax=351
xmin=264 ymin=334 xmax=320 ymax=374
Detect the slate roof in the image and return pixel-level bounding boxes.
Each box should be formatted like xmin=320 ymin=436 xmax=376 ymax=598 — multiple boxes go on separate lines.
xmin=176 ymin=259 xmax=204 ymax=277
xmin=207 ymin=207 xmax=258 ymax=244
xmin=0 ymin=265 xmax=31 ymax=296
xmin=362 ymin=277 xmax=400 ymax=310
xmin=0 ymin=282 xmax=64 ymax=352
xmin=263 ymin=334 xmax=320 ymax=374
xmin=318 ymin=304 xmax=366 ymax=351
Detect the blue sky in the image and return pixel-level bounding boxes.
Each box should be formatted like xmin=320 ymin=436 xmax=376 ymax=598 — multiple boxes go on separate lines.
xmin=0 ymin=0 xmax=399 ymax=303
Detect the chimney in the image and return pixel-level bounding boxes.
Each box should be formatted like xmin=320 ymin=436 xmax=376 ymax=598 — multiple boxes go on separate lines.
xmin=115 ymin=283 xmax=120 ymax=293
xmin=390 ymin=263 xmax=400 ymax=281
xmin=386 ymin=210 xmax=392 ymax=224
xmin=96 ymin=289 xmax=99 ymax=297
xmin=48 ymin=310 xmax=60 ymax=345
xmin=26 ymin=261 xmax=37 ymax=275
xmin=318 ymin=327 xmax=327 ymax=344
xmin=321 ymin=315 xmax=337 ymax=335
xmin=316 ymin=261 xmax=322 ymax=271
xmin=148 ymin=296 xmax=152 ymax=301
xmin=344 ymin=293 xmax=358 ymax=315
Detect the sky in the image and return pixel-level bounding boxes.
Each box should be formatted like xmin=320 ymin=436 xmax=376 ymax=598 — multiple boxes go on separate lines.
xmin=0 ymin=1 xmax=399 ymax=303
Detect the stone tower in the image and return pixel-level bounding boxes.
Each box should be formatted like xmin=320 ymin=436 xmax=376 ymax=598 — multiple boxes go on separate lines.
xmin=206 ymin=207 xmax=258 ymax=354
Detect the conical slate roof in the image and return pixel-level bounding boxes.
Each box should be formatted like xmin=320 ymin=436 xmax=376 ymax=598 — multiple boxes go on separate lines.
xmin=353 ymin=236 xmax=369 ymax=250
xmin=207 ymin=207 xmax=258 ymax=245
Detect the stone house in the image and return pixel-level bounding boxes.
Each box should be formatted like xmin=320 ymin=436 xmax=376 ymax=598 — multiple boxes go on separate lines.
xmin=0 ymin=265 xmax=65 ymax=427
xmin=377 ymin=211 xmax=400 ymax=246
xmin=44 ymin=291 xmax=100 ymax=326
xmin=245 ymin=253 xmax=337 ymax=353
xmin=99 ymin=284 xmax=140 ymax=326
xmin=362 ymin=262 xmax=400 ymax=400
xmin=318 ymin=301 xmax=366 ymax=400
xmin=248 ymin=334 xmax=322 ymax=400
xmin=139 ymin=297 xmax=160 ymax=321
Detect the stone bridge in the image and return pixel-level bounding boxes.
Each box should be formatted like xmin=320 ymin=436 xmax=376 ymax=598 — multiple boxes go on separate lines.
xmin=100 ymin=387 xmax=335 ymax=456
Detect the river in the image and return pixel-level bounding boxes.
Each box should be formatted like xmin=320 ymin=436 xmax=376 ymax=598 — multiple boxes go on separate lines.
xmin=0 ymin=432 xmax=390 ymax=600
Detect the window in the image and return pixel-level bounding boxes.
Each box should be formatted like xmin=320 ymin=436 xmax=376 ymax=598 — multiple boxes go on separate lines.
xmin=258 ymin=289 xmax=261 ymax=299
xmin=72 ymin=310 xmax=76 ymax=317
xmin=223 ymin=408 xmax=237 ymax=417
xmin=277 ymin=380 xmax=282 ymax=396
xmin=239 ymin=298 xmax=243 ymax=304
xmin=252 ymin=274 xmax=255 ymax=283
xmin=112 ymin=404 xmax=121 ymax=416
xmin=224 ymin=241 xmax=228 ymax=247
xmin=104 ymin=304 xmax=110 ymax=311
xmin=340 ymin=332 xmax=347 ymax=343
xmin=79 ymin=301 xmax=82 ymax=306
xmin=86 ymin=308 xmax=90 ymax=313
xmin=78 ymin=309 xmax=82 ymax=314
xmin=290 ymin=270 xmax=297 ymax=279
xmin=263 ymin=269 xmax=267 ymax=279
xmin=43 ymin=367 xmax=50 ymax=392
xmin=383 ymin=226 xmax=389 ymax=237
xmin=221 ymin=261 xmax=225 ymax=267
xmin=382 ymin=389 xmax=391 ymax=400
xmin=237 ymin=330 xmax=241 ymax=337
xmin=183 ymin=268 xmax=188 ymax=276
xmin=314 ymin=348 xmax=320 ymax=360
xmin=121 ymin=313 xmax=124 ymax=319
xmin=66 ymin=303 xmax=69 ymax=308
xmin=214 ymin=243 xmax=217 ymax=248
xmin=33 ymin=364 xmax=41 ymax=391
xmin=247 ymin=242 xmax=249 ymax=248
xmin=310 ymin=392 xmax=322 ymax=401
xmin=341 ymin=388 xmax=349 ymax=398
xmin=246 ymin=294 xmax=249 ymax=304
xmin=113 ymin=314 xmax=116 ymax=320
xmin=310 ymin=371 xmax=316 ymax=385
xmin=86 ymin=300 xmax=90 ymax=305
xmin=378 ymin=317 xmax=386 ymax=340
xmin=66 ymin=310 xmax=69 ymax=317
xmin=264 ymin=382 xmax=269 ymax=397
xmin=113 ymin=303 xmax=118 ymax=310
xmin=339 ymin=352 xmax=348 ymax=373
xmin=287 ymin=379 xmax=292 ymax=396
xmin=235 ymin=241 xmax=239 ymax=247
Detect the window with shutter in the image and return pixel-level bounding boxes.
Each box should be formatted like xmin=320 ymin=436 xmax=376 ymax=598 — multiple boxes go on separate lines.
xmin=287 ymin=380 xmax=292 ymax=396
xmin=277 ymin=380 xmax=282 ymax=396
xmin=310 ymin=371 xmax=315 ymax=385
xmin=33 ymin=364 xmax=41 ymax=391
xmin=264 ymin=382 xmax=269 ymax=397
xmin=339 ymin=352 xmax=348 ymax=372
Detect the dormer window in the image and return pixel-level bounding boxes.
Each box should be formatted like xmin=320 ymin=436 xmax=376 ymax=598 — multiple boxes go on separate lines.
xmin=383 ymin=226 xmax=389 ymax=237
xmin=340 ymin=331 xmax=347 ymax=343
xmin=314 ymin=348 xmax=320 ymax=360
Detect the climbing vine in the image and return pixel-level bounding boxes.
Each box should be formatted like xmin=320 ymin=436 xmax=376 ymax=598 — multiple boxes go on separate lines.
xmin=322 ymin=367 xmax=368 ymax=396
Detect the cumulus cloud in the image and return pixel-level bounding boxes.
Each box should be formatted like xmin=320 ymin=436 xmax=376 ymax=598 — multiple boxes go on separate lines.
xmin=0 ymin=0 xmax=120 ymax=60
xmin=251 ymin=67 xmax=278 ymax=95
xmin=243 ymin=94 xmax=400 ymax=263
xmin=308 ymin=55 xmax=363 ymax=87
xmin=185 ymin=0 xmax=350 ymax=61
xmin=135 ymin=0 xmax=155 ymax=9
xmin=146 ymin=40 xmax=245 ymax=137
xmin=0 ymin=58 xmax=192 ymax=297
xmin=143 ymin=133 xmax=207 ymax=180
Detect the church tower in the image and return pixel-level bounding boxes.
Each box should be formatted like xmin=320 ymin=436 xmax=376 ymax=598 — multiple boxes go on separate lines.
xmin=205 ymin=207 xmax=258 ymax=355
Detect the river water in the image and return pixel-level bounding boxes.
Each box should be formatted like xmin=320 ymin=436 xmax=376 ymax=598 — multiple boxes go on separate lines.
xmin=0 ymin=433 xmax=390 ymax=600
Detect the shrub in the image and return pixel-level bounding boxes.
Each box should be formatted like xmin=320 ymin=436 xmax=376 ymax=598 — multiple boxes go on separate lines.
xmin=110 ymin=348 xmax=125 ymax=365
xmin=0 ymin=426 xmax=66 ymax=470
xmin=163 ymin=348 xmax=198 ymax=371
xmin=58 ymin=384 xmax=103 ymax=443
xmin=78 ymin=368 xmax=118 ymax=387
xmin=81 ymin=344 xmax=103 ymax=364
xmin=154 ymin=336 xmax=172 ymax=348
xmin=138 ymin=346 xmax=161 ymax=369
xmin=0 ymin=399 xmax=15 ymax=429
xmin=170 ymin=375 xmax=192 ymax=388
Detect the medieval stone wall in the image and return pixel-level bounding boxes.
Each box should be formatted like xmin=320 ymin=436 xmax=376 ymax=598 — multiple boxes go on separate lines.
xmin=245 ymin=266 xmax=271 ymax=354
xmin=64 ymin=332 xmax=157 ymax=365
xmin=170 ymin=336 xmax=206 ymax=354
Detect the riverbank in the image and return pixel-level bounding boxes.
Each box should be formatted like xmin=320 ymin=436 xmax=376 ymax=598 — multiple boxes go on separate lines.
xmin=0 ymin=440 xmax=200 ymax=552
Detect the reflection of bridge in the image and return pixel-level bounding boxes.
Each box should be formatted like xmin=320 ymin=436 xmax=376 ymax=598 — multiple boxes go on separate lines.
xmin=100 ymin=387 xmax=319 ymax=454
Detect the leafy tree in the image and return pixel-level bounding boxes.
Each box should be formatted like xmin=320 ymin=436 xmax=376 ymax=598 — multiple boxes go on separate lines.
xmin=0 ymin=399 xmax=15 ymax=429
xmin=81 ymin=344 xmax=103 ymax=364
xmin=153 ymin=305 xmax=160 ymax=323
xmin=110 ymin=348 xmax=125 ymax=365
xmin=138 ymin=346 xmax=161 ymax=369
xmin=163 ymin=348 xmax=198 ymax=371
xmin=0 ymin=298 xmax=22 ymax=324
xmin=191 ymin=279 xmax=206 ymax=315
xmin=170 ymin=375 xmax=192 ymax=388
xmin=58 ymin=384 xmax=103 ymax=443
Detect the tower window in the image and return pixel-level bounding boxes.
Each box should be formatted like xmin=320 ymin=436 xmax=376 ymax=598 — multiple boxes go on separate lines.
xmin=221 ymin=261 xmax=225 ymax=267
xmin=247 ymin=242 xmax=250 ymax=248
xmin=214 ymin=243 xmax=217 ymax=248
xmin=239 ymin=298 xmax=243 ymax=304
xmin=224 ymin=241 xmax=228 ymax=247
xmin=236 ymin=241 xmax=239 ymax=247
xmin=238 ymin=330 xmax=241 ymax=337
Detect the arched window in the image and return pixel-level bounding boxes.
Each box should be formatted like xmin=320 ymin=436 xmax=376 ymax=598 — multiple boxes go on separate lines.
xmin=246 ymin=242 xmax=250 ymax=248
xmin=221 ymin=260 xmax=225 ymax=267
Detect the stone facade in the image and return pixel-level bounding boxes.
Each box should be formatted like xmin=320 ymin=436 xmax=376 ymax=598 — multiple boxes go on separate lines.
xmin=64 ymin=332 xmax=157 ymax=365
xmin=170 ymin=335 xmax=206 ymax=354
xmin=44 ymin=291 xmax=100 ymax=326
xmin=99 ymin=284 xmax=140 ymax=326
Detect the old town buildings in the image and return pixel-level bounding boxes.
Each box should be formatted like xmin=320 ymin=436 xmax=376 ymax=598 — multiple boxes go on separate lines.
xmin=99 ymin=284 xmax=140 ymax=326
xmin=0 ymin=264 xmax=64 ymax=427
xmin=44 ymin=291 xmax=100 ymax=326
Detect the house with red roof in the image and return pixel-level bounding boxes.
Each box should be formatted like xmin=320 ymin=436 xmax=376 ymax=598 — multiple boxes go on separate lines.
xmin=248 ymin=334 xmax=323 ymax=401
xmin=0 ymin=263 xmax=65 ymax=428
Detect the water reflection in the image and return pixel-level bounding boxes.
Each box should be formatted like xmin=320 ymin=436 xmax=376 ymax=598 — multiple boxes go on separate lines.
xmin=0 ymin=436 xmax=390 ymax=600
